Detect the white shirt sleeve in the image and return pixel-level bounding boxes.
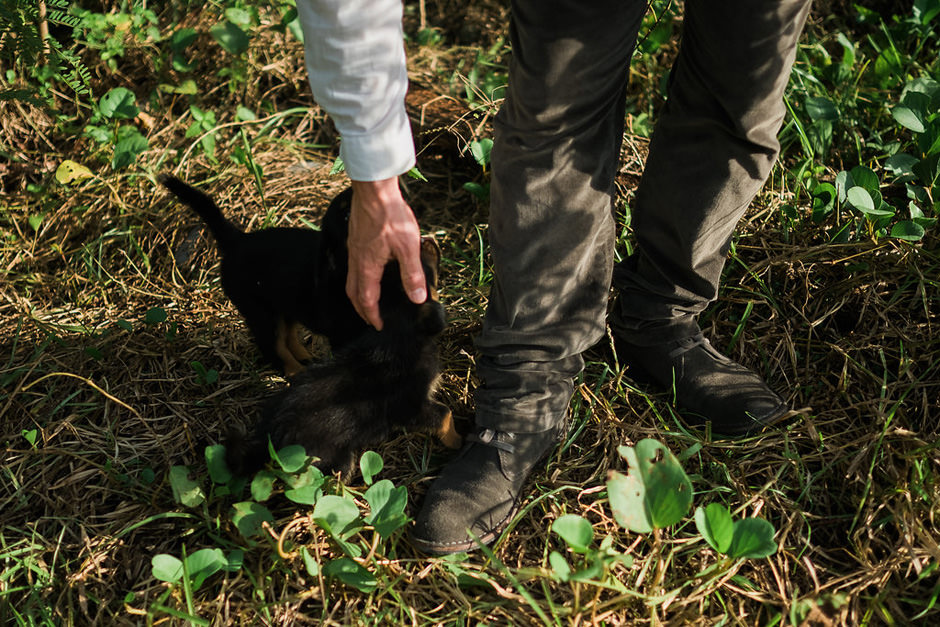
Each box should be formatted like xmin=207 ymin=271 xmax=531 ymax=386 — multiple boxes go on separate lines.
xmin=296 ymin=0 xmax=416 ymax=182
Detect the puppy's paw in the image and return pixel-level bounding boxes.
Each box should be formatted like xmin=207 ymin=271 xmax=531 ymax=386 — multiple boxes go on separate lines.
xmin=437 ymin=409 xmax=462 ymax=449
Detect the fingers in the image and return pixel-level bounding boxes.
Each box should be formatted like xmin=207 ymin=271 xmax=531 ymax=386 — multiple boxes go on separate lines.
xmin=399 ymin=247 xmax=427 ymax=305
xmin=347 ymin=178 xmax=425 ymax=329
xmin=346 ymin=254 xmax=385 ymax=330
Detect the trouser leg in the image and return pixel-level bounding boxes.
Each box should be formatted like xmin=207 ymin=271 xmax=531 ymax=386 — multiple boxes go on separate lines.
xmin=474 ymin=0 xmax=647 ymax=433
xmin=411 ymin=0 xmax=648 ymax=554
xmin=611 ymin=0 xmax=813 ymax=343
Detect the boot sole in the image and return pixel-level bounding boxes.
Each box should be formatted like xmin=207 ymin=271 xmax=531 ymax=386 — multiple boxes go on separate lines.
xmin=408 ymin=503 xmax=518 ymax=555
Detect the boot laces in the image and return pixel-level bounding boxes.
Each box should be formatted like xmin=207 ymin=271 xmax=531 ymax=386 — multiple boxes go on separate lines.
xmin=668 ymin=333 xmax=732 ymax=363
xmin=466 ymin=428 xmax=517 ymax=453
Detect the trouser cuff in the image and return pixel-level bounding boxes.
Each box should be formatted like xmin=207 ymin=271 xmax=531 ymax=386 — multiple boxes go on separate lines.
xmin=475 ymin=409 xmax=568 ymax=435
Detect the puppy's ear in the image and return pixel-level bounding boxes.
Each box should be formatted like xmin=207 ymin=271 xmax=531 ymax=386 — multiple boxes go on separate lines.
xmin=322 ymin=189 xmax=352 ymax=242
xmin=321 ymin=188 xmax=352 ymax=271
xmin=419 ymin=236 xmax=441 ymax=294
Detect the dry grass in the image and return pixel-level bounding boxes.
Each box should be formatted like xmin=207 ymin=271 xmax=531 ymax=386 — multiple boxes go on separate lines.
xmin=1 ymin=3 xmax=939 ymax=625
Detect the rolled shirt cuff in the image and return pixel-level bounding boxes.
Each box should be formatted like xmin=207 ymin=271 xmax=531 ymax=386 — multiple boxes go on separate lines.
xmin=338 ymin=109 xmax=416 ymax=181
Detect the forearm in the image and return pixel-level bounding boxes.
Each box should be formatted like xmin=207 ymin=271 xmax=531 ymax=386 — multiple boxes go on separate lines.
xmin=295 ymin=0 xmax=416 ymax=181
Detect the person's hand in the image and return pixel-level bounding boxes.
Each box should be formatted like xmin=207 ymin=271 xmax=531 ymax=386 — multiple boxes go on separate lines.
xmin=347 ymin=177 xmax=427 ymax=330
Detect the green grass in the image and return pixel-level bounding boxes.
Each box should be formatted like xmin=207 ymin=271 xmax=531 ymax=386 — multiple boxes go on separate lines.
xmin=1 ymin=0 xmax=939 ymax=625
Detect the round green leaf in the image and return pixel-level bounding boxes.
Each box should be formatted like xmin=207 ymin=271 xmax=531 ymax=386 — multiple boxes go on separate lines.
xmin=463 ymin=181 xmax=488 ymax=201
xmin=848 ymin=166 xmax=879 ymax=193
xmin=99 ymin=87 xmax=138 ymax=120
xmin=323 ymin=557 xmax=377 ymax=592
xmin=169 ymin=466 xmax=205 ymax=508
xmin=283 ymin=465 xmax=325 ymax=490
xmin=170 ymin=27 xmax=198 ymax=52
xmin=159 ymin=80 xmax=198 ymax=95
xmin=151 ymin=554 xmax=183 ymax=583
xmin=111 ymin=131 xmax=149 ymax=170
xmin=210 ymin=21 xmax=250 ymax=55
xmin=273 ymin=444 xmax=307 ymax=473
xmin=359 ymin=450 xmax=383 ymax=485
xmin=893 ymin=105 xmax=926 ymax=133
xmin=607 ymin=470 xmax=650 ymax=533
xmin=548 ymin=550 xmax=572 ymax=582
xmin=875 ymin=48 xmax=902 ymax=78
xmin=551 ymin=514 xmax=594 ymax=554
xmin=184 ymin=548 xmax=226 ymax=590
xmin=231 ymin=501 xmax=274 ymax=538
xmin=55 ymin=160 xmax=94 ymax=185
xmin=569 ymin=559 xmax=605 ymax=583
xmin=172 ymin=55 xmax=198 ymax=73
xmin=805 ymin=96 xmax=838 ymax=121
xmin=834 ymin=170 xmax=854 ymax=203
xmin=285 ymin=484 xmax=322 ymax=505
xmin=470 ymin=138 xmax=493 ymax=167
xmin=884 ymin=153 xmax=919 ymax=179
xmin=727 ymin=518 xmax=777 ymax=559
xmin=846 ymin=186 xmax=874 ymax=212
xmin=286 ymin=15 xmax=304 ymax=43
xmin=848 ymin=186 xmax=894 ymax=219
xmin=811 ymin=182 xmax=836 ymax=222
xmin=301 ymin=546 xmax=320 ymax=576
xmin=607 ymin=439 xmax=693 ymax=533
xmin=364 ymin=479 xmax=409 ymax=539
xmin=313 ymin=495 xmax=361 ymax=538
xmin=225 ymin=7 xmax=253 ymax=26
xmin=224 ymin=549 xmax=243 ymax=572
xmin=21 ymin=429 xmax=38 ymax=446
xmin=890 ymin=220 xmax=926 ymax=241
xmin=250 ymin=470 xmax=276 ymax=502
xmin=144 ymin=307 xmax=168 ymax=325
xmin=205 ymin=443 xmax=232 ymax=484
xmin=694 ymin=503 xmax=734 ymax=554
xmin=235 ymin=106 xmax=257 ymax=122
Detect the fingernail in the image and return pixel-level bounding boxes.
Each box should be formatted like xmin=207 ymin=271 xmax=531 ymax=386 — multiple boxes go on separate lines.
xmin=410 ymin=288 xmax=427 ymax=303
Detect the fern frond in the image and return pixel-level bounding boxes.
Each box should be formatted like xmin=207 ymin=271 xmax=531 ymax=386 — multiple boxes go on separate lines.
xmin=46 ymin=38 xmax=92 ymax=97
xmin=47 ymin=11 xmax=82 ymax=28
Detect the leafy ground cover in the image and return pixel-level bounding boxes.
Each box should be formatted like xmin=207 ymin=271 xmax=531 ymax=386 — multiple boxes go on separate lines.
xmin=1 ymin=0 xmax=939 ymax=624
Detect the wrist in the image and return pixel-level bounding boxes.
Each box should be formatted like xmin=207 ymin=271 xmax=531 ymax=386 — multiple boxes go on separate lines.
xmin=351 ymin=177 xmax=403 ymax=211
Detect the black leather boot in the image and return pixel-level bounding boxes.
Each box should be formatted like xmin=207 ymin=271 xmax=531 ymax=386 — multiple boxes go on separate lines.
xmin=614 ymin=325 xmax=791 ymax=437
xmin=409 ymin=426 xmax=561 ymax=554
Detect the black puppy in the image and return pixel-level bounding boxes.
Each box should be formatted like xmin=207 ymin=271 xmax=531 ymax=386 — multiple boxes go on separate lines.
xmin=159 ymin=175 xmax=366 ymax=376
xmin=225 ymin=237 xmax=461 ymax=477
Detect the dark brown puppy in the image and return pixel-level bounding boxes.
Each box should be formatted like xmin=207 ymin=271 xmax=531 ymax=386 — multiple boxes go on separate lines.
xmin=225 ymin=237 xmax=461 ymax=477
xmin=159 ymin=175 xmax=366 ymax=376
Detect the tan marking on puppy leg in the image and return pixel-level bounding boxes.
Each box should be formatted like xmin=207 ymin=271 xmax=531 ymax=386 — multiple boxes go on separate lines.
xmin=282 ymin=358 xmax=304 ymax=378
xmin=286 ymin=321 xmax=312 ymax=361
xmin=437 ymin=410 xmax=462 ymax=449
xmin=275 ymin=318 xmax=304 ymax=376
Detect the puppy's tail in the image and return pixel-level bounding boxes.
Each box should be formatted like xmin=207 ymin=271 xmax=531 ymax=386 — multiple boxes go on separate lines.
xmin=158 ymin=174 xmax=242 ymax=249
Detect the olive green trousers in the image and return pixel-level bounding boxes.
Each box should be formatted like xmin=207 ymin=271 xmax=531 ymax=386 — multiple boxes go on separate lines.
xmin=474 ymin=0 xmax=813 ymax=432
